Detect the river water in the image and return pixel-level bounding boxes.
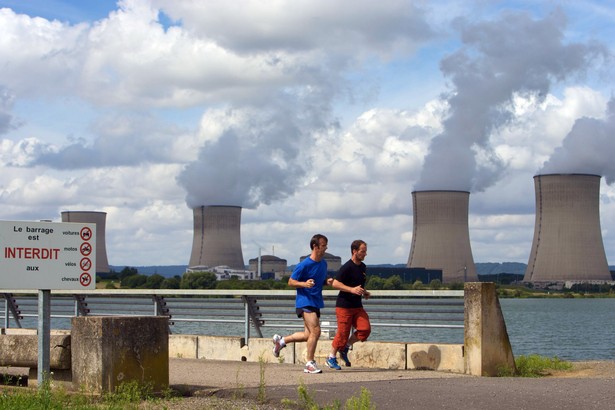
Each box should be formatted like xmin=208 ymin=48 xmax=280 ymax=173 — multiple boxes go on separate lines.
xmin=172 ymin=297 xmax=615 ymax=361
xmin=15 ymin=297 xmax=615 ymax=362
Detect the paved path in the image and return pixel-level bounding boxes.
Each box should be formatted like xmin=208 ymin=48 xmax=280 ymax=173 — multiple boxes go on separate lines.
xmin=169 ymin=358 xmax=615 ymax=409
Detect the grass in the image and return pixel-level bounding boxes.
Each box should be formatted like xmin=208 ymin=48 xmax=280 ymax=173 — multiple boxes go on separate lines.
xmin=280 ymin=382 xmax=374 ymax=410
xmin=498 ymin=354 xmax=573 ymax=377
xmin=0 ymin=378 xmax=178 ymax=410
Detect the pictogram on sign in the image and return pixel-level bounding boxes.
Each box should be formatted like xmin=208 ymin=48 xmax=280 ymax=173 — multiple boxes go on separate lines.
xmin=80 ymin=272 xmax=92 ymax=287
xmin=80 ymin=242 xmax=92 ymax=256
xmin=80 ymin=227 xmax=92 ymax=241
xmin=80 ymin=257 xmax=92 ymax=271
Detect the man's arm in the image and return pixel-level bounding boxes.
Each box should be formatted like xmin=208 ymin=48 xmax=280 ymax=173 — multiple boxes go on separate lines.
xmin=332 ymin=279 xmax=365 ymax=296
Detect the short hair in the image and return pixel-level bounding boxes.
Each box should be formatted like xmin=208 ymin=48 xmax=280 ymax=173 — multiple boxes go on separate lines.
xmin=350 ymin=240 xmax=366 ymax=253
xmin=310 ymin=234 xmax=328 ymax=250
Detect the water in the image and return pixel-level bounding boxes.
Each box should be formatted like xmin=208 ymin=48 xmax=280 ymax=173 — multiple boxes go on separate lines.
xmin=10 ymin=297 xmax=615 ymax=362
xmin=499 ymin=298 xmax=615 ymax=361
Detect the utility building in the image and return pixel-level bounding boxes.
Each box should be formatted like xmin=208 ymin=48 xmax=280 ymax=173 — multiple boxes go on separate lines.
xmin=524 ymin=174 xmax=611 ymax=282
xmin=407 ymin=190 xmax=478 ymax=283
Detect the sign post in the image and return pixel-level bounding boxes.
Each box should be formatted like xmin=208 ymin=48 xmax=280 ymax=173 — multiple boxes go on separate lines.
xmin=0 ymin=220 xmax=96 ymax=387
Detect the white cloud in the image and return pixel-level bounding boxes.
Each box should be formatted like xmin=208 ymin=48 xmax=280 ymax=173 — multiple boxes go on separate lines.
xmin=0 ymin=0 xmax=613 ymax=269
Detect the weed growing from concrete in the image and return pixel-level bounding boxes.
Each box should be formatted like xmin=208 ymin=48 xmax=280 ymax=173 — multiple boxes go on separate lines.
xmin=232 ymin=361 xmax=246 ymax=400
xmin=257 ymin=352 xmax=268 ymax=403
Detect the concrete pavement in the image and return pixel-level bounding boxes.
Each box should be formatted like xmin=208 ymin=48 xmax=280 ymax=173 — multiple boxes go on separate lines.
xmin=169 ymin=358 xmax=615 ymax=409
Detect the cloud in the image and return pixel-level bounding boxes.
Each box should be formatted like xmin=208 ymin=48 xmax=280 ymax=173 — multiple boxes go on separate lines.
xmin=540 ymin=97 xmax=615 ymax=183
xmin=415 ymin=9 xmax=608 ymax=192
xmin=0 ymin=86 xmax=18 ymax=135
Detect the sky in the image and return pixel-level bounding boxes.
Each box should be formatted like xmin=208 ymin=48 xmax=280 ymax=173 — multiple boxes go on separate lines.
xmin=0 ymin=0 xmax=614 ymax=268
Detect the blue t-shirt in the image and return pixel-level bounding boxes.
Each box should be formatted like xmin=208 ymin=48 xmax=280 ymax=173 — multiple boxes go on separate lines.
xmin=291 ymin=257 xmax=328 ymax=309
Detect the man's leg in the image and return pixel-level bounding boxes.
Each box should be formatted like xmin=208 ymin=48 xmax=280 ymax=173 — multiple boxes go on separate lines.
xmin=302 ymin=311 xmax=321 ymax=362
xmin=352 ymin=308 xmax=371 ymax=343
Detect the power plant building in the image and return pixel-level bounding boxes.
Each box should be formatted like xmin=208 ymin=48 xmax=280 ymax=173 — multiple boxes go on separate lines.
xmin=299 ymin=253 xmax=342 ymax=273
xmin=61 ymin=210 xmax=110 ymax=273
xmin=188 ymin=205 xmax=245 ymax=270
xmin=248 ymin=255 xmax=288 ymax=280
xmin=524 ymin=174 xmax=611 ymax=282
xmin=407 ymin=190 xmax=478 ymax=283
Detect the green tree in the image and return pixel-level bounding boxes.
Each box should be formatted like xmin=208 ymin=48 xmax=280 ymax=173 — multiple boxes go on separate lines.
xmin=383 ymin=275 xmax=403 ymax=290
xmin=119 ymin=267 xmax=139 ymax=281
xmin=366 ymin=275 xmax=384 ymax=290
xmin=121 ymin=274 xmax=147 ymax=288
xmin=161 ymin=276 xmax=181 ymax=289
xmin=429 ymin=279 xmax=442 ymax=290
xmin=181 ymin=271 xmax=217 ymax=289
xmin=145 ymin=274 xmax=165 ymax=289
xmin=411 ymin=279 xmax=424 ymax=290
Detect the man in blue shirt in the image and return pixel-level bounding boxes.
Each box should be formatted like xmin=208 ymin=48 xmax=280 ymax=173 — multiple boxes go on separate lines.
xmin=272 ymin=234 xmax=333 ymax=374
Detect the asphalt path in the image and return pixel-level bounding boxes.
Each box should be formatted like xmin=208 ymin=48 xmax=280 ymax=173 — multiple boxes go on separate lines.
xmin=169 ymin=358 xmax=615 ymax=409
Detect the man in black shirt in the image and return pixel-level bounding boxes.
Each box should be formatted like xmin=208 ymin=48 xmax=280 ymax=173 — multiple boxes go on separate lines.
xmin=325 ymin=239 xmax=371 ymax=370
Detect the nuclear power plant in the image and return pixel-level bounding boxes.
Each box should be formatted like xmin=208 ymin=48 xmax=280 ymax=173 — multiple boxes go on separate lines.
xmin=407 ymin=190 xmax=478 ymax=283
xmin=61 ymin=210 xmax=110 ymax=273
xmin=524 ymin=174 xmax=611 ymax=282
xmin=188 ymin=205 xmax=245 ymax=270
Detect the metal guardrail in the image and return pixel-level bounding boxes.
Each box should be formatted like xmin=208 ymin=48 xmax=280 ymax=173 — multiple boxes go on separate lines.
xmin=1 ymin=289 xmax=465 ymax=342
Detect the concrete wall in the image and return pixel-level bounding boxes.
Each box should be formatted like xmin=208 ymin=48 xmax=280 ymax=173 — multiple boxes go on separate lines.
xmin=168 ymin=335 xmax=465 ymax=373
xmin=1 ymin=282 xmax=513 ymax=380
xmin=71 ymin=316 xmax=169 ymax=394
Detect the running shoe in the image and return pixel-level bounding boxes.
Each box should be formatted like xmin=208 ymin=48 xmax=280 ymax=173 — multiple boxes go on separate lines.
xmin=304 ymin=360 xmax=322 ymax=374
xmin=325 ymin=356 xmax=341 ymax=370
xmin=272 ymin=334 xmax=284 ymax=357
xmin=339 ymin=345 xmax=351 ymax=367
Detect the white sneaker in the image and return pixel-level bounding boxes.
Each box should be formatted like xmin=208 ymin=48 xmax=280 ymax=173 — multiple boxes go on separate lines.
xmin=272 ymin=334 xmax=284 ymax=357
xmin=304 ymin=360 xmax=322 ymax=374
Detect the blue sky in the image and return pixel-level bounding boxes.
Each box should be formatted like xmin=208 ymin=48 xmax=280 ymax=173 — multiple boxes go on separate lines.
xmin=0 ymin=0 xmax=614 ymax=269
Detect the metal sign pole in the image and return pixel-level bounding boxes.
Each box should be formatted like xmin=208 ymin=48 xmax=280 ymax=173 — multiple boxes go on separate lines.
xmin=37 ymin=289 xmax=51 ymax=387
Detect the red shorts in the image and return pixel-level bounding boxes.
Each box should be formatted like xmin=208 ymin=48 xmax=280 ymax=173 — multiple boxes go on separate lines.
xmin=332 ymin=307 xmax=371 ymax=350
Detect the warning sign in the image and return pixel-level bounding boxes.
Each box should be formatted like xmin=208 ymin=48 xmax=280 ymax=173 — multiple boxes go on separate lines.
xmin=0 ymin=220 xmax=97 ymax=290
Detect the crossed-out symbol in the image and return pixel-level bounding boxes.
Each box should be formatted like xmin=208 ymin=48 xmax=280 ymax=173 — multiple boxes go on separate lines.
xmin=80 ymin=242 xmax=92 ymax=256
xmin=80 ymin=272 xmax=92 ymax=287
xmin=80 ymin=227 xmax=92 ymax=241
xmin=80 ymin=257 xmax=92 ymax=271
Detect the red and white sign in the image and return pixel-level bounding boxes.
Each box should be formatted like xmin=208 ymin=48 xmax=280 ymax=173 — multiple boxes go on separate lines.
xmin=0 ymin=220 xmax=97 ymax=290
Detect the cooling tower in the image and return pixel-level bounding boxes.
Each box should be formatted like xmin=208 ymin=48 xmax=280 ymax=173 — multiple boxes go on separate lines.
xmin=61 ymin=210 xmax=110 ymax=273
xmin=524 ymin=174 xmax=610 ymax=282
xmin=189 ymin=205 xmax=245 ymax=270
xmin=407 ymin=190 xmax=478 ymax=283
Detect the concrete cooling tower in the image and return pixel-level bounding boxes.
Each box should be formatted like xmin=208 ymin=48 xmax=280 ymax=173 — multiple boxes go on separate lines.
xmin=189 ymin=205 xmax=245 ymax=270
xmin=61 ymin=211 xmax=110 ymax=273
xmin=407 ymin=190 xmax=478 ymax=283
xmin=524 ymin=174 xmax=611 ymax=282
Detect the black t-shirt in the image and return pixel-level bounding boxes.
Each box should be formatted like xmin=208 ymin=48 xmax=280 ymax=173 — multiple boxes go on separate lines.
xmin=335 ymin=259 xmax=366 ymax=309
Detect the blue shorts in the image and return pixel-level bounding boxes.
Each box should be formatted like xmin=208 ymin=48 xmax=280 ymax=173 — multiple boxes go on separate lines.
xmin=296 ymin=306 xmax=321 ymax=318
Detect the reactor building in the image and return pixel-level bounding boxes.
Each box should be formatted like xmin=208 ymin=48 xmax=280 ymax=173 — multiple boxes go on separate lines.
xmin=61 ymin=210 xmax=110 ymax=273
xmin=188 ymin=205 xmax=245 ymax=270
xmin=524 ymin=174 xmax=611 ymax=282
xmin=407 ymin=190 xmax=478 ymax=283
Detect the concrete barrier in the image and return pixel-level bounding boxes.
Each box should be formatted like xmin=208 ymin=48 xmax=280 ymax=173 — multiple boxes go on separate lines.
xmin=408 ymin=343 xmax=464 ymax=373
xmin=0 ymin=333 xmax=72 ymax=386
xmin=71 ymin=316 xmax=169 ymax=394
xmin=197 ymin=335 xmax=244 ymax=361
xmin=464 ymin=282 xmax=516 ymax=376
xmin=0 ymin=283 xmax=514 ymax=381
xmin=169 ymin=334 xmax=198 ymax=358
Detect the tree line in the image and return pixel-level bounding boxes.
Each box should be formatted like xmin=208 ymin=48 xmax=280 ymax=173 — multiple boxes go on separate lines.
xmin=97 ymin=267 xmax=448 ymax=290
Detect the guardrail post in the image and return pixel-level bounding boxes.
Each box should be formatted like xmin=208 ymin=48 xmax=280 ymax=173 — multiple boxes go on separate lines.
xmin=464 ymin=282 xmax=516 ymax=376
